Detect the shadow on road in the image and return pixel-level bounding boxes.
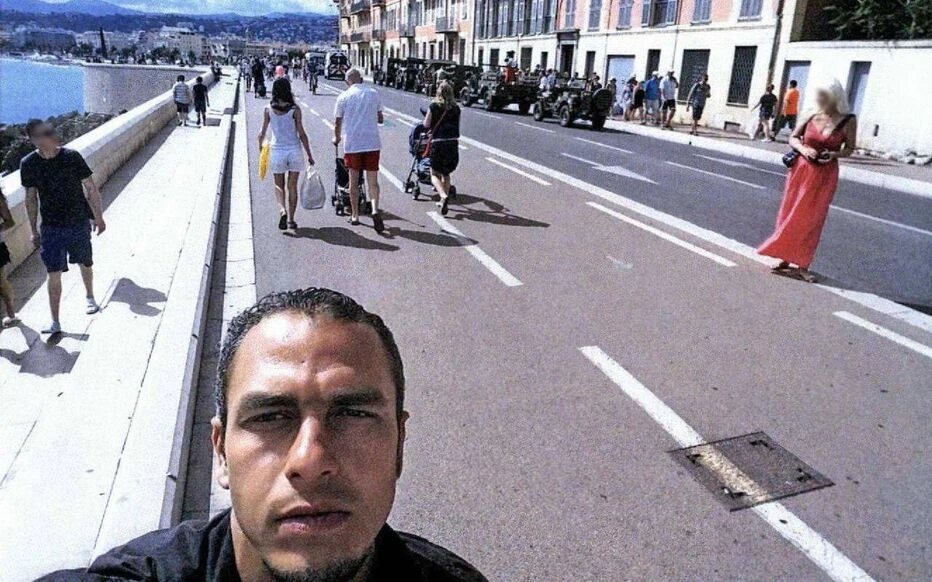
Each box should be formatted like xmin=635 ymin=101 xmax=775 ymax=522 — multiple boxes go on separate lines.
xmin=108 ymin=277 xmax=167 ymax=316
xmin=1 ymin=323 xmax=86 ymax=377
xmin=445 ymin=192 xmax=550 ymax=228
xmin=288 ymin=226 xmax=400 ymax=251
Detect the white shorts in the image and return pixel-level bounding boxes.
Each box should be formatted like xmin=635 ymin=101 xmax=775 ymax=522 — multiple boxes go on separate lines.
xmin=269 ymin=147 xmax=304 ymax=174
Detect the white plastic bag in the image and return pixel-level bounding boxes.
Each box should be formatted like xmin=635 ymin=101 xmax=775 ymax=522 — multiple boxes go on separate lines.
xmin=300 ymin=166 xmax=326 ymax=210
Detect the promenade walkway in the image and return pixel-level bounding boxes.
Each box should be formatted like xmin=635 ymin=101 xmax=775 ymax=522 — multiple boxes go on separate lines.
xmin=0 ymin=71 xmax=237 ymax=580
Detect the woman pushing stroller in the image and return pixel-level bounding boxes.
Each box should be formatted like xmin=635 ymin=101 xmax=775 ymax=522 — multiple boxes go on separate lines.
xmin=423 ymin=81 xmax=461 ymax=216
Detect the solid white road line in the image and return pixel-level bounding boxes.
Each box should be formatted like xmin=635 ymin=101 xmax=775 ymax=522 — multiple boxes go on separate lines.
xmin=579 ymin=346 xmax=875 ymax=582
xmin=695 ymin=154 xmax=786 ymax=177
xmin=475 ymin=111 xmax=503 ymax=120
xmin=459 ymin=144 xmax=470 ymax=150
xmin=561 ymin=153 xmax=601 ymax=166
xmin=834 ymin=311 xmax=932 ymax=360
xmin=588 ymin=202 xmax=737 ymax=267
xmin=830 ymin=206 xmax=932 ymax=238
xmin=381 ymin=105 xmax=932 ymax=336
xmin=485 ymin=157 xmax=551 ymax=186
xmin=379 ymin=164 xmax=406 ymax=192
xmin=426 ymin=212 xmax=523 ymax=287
xmin=575 ymin=137 xmax=633 ymax=154
xmin=391 ymin=116 xmax=416 ymax=127
xmin=666 ymin=161 xmax=767 ymax=190
xmin=320 ymin=118 xmax=335 ymax=130
xmin=516 ymin=121 xmax=555 ymax=133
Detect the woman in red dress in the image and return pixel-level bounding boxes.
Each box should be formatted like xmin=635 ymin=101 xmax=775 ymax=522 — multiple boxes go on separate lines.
xmin=758 ymin=79 xmax=858 ymax=282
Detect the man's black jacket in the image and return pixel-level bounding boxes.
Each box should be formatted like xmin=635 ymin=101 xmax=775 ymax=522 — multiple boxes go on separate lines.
xmin=38 ymin=510 xmax=487 ymax=582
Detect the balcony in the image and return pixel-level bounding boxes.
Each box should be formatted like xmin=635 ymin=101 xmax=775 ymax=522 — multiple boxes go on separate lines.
xmin=371 ymin=0 xmax=385 ymax=5
xmin=339 ymin=33 xmax=351 ymax=44
xmin=398 ymin=24 xmax=415 ymax=37
xmin=371 ymin=28 xmax=386 ymax=40
xmin=350 ymin=30 xmax=371 ymax=43
xmin=349 ymin=0 xmax=371 ymax=14
xmin=435 ymin=16 xmax=458 ymax=33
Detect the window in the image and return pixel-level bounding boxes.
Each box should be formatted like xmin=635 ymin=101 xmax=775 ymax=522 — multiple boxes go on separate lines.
xmin=490 ymin=48 xmax=500 ymax=66
xmin=727 ymin=46 xmax=757 ymax=105
xmin=584 ymin=50 xmax=596 ymax=77
xmin=692 ymin=0 xmax=710 ymax=22
xmin=540 ymin=50 xmax=548 ymax=69
xmin=645 ymin=48 xmax=660 ymax=78
xmin=478 ymin=47 xmax=484 ymax=67
xmin=588 ymin=0 xmax=602 ymax=30
xmin=641 ymin=0 xmax=651 ymax=25
xmin=520 ymin=46 xmax=532 ymax=69
xmin=564 ymin=0 xmax=576 ymax=28
xmin=617 ymin=0 xmax=633 ymax=28
xmin=678 ymin=48 xmax=709 ymax=100
xmin=658 ymin=0 xmax=677 ymax=24
xmin=847 ymin=61 xmax=871 ymax=115
xmin=739 ymin=0 xmax=762 ymax=18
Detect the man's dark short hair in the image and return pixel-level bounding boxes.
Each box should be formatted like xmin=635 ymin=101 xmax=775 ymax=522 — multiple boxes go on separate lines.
xmin=24 ymin=119 xmax=44 ymax=138
xmin=177 ymin=74 xmax=185 ymax=82
xmin=196 ymin=76 xmax=203 ymax=83
xmin=215 ymin=288 xmax=405 ymax=427
xmin=789 ymin=80 xmax=798 ymax=88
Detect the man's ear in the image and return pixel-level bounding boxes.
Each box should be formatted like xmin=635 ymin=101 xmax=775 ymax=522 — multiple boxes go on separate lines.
xmin=211 ymin=417 xmax=230 ymax=490
xmin=395 ymin=410 xmax=409 ymax=478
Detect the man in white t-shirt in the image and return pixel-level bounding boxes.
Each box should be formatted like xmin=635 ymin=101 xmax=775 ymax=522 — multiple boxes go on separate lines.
xmin=333 ymin=68 xmax=385 ymax=232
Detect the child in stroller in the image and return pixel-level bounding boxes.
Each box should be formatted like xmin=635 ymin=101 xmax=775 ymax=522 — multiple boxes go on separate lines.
xmin=331 ymin=145 xmax=371 ymax=216
xmin=404 ymin=122 xmax=457 ymax=201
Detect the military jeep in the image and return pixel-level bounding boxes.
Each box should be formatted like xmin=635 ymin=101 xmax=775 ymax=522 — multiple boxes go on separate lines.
xmin=395 ymin=58 xmax=425 ymax=92
xmin=378 ymin=58 xmax=404 ymax=88
xmin=533 ymin=84 xmax=613 ymax=130
xmin=460 ymin=69 xmax=540 ymax=114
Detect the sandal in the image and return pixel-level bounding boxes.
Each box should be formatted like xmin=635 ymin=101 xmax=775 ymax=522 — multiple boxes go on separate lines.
xmin=348 ymin=217 xmax=360 ymax=226
xmin=770 ymin=261 xmax=792 ymax=273
xmin=287 ymin=220 xmax=297 ymax=230
xmin=278 ymin=212 xmax=287 ymax=230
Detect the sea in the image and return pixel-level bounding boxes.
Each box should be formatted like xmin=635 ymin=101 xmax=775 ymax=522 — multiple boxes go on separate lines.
xmin=0 ymin=57 xmax=85 ymax=125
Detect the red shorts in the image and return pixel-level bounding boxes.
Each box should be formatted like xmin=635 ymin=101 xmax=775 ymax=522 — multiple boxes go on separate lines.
xmin=344 ymin=150 xmax=380 ymax=171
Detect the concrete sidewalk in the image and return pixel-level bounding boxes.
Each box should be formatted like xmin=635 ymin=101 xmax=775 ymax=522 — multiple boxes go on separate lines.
xmin=605 ymin=116 xmax=932 ymax=197
xmin=0 ymin=72 xmax=237 ymax=580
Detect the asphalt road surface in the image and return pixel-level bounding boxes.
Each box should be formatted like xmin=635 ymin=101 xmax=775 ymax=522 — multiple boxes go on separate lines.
xmin=242 ymin=76 xmax=932 ymax=581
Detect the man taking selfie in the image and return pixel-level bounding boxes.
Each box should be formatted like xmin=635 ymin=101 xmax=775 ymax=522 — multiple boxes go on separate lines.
xmin=40 ymin=288 xmax=487 ymax=582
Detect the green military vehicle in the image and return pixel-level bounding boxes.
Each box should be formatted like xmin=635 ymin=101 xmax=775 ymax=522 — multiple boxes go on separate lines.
xmin=459 ymin=68 xmax=540 ymax=114
xmin=533 ymin=82 xmax=613 ymax=130
xmin=377 ymin=58 xmax=404 ymax=88
xmin=395 ymin=58 xmax=425 ymax=92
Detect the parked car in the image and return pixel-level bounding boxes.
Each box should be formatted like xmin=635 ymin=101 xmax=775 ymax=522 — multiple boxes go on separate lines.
xmin=534 ymin=82 xmax=613 ymax=129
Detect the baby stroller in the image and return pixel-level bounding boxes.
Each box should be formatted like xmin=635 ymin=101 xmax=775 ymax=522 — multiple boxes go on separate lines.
xmin=404 ymin=122 xmax=456 ymax=201
xmin=331 ymin=145 xmax=371 ymax=216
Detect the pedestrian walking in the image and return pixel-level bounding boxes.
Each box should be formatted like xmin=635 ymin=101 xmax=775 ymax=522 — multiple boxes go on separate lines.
xmin=257 ymin=77 xmax=315 ymax=232
xmin=758 ymin=79 xmax=857 ymax=283
xmin=172 ymin=74 xmax=192 ymax=126
xmin=606 ymin=78 xmax=618 ymax=116
xmin=660 ymin=70 xmax=679 ymax=129
xmin=643 ymin=72 xmax=661 ymax=125
xmin=0 ymin=186 xmax=19 ymax=328
xmin=752 ymin=84 xmax=779 ymax=141
xmin=630 ymin=81 xmax=645 ymax=122
xmin=192 ymin=76 xmax=209 ymax=127
xmin=20 ymin=120 xmax=106 ymax=335
xmin=333 ymin=68 xmax=385 ymax=232
xmin=423 ymin=81 xmax=461 ymax=216
xmin=779 ymin=79 xmax=801 ymax=134
xmin=685 ymin=73 xmax=711 ymax=135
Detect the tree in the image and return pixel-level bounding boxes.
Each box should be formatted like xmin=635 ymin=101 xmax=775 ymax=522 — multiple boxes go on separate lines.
xmin=826 ymin=0 xmax=932 ymax=40
xmin=187 ymin=49 xmax=197 ymax=64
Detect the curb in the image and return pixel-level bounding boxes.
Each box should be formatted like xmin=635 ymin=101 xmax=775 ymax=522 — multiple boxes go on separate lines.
xmin=604 ymin=120 xmax=932 ymax=199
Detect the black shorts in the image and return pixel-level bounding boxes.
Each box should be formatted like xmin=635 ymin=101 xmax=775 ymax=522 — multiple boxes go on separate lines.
xmin=194 ymin=100 xmax=207 ymax=113
xmin=175 ymin=101 xmax=190 ymax=114
xmin=662 ymin=99 xmax=676 ymax=112
xmin=40 ymin=222 xmax=93 ymax=273
xmin=782 ymin=114 xmax=798 ymax=129
xmin=430 ymin=141 xmax=459 ymax=176
xmin=691 ymin=105 xmax=705 ymax=121
xmin=0 ymin=241 xmax=10 ymax=269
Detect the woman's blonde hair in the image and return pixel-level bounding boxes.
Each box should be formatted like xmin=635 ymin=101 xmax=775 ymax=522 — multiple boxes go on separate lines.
xmin=435 ymin=81 xmax=455 ymax=110
xmin=806 ymin=77 xmax=851 ymax=117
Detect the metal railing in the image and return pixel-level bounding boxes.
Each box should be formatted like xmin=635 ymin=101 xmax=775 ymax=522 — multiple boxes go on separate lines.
xmin=339 ymin=33 xmax=351 ymax=44
xmin=398 ymin=24 xmax=415 ymax=37
xmin=435 ymin=16 xmax=458 ymax=32
xmin=350 ymin=30 xmax=371 ymax=42
xmin=371 ymin=29 xmax=386 ymax=40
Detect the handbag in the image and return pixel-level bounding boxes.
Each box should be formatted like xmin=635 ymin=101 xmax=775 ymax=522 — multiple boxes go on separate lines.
xmin=421 ymin=106 xmax=449 ymax=158
xmin=782 ymin=114 xmax=853 ymax=168
xmin=299 ymin=166 xmax=327 ymax=210
xmin=258 ymin=142 xmax=270 ymax=179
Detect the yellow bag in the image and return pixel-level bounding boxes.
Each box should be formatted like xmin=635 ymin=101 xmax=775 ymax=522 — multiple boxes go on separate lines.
xmin=258 ymin=142 xmax=270 ymax=180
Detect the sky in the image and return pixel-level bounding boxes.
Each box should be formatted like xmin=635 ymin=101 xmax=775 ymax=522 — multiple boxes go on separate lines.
xmin=44 ymin=0 xmax=338 ymax=15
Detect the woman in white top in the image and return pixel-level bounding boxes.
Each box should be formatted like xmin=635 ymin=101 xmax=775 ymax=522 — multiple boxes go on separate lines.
xmin=258 ymin=77 xmax=315 ymax=230
xmin=172 ymin=75 xmax=193 ymax=127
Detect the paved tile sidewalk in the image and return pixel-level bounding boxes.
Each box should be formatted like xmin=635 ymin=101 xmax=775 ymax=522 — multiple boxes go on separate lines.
xmin=0 ymin=77 xmax=235 ymax=579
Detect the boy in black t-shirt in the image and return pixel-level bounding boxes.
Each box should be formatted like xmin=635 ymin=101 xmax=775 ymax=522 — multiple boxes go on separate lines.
xmin=20 ymin=120 xmax=107 ymax=335
xmin=193 ymin=76 xmax=210 ymax=127
xmin=753 ymin=84 xmax=779 ymax=142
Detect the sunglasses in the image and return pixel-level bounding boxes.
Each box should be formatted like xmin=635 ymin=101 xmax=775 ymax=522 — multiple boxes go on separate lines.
xmin=34 ymin=128 xmax=56 ymax=139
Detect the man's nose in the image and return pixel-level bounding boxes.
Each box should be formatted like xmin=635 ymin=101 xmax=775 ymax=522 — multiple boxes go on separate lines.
xmin=284 ymin=417 xmax=339 ymax=481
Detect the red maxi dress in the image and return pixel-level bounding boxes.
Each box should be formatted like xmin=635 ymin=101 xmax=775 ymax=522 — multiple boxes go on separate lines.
xmin=758 ymin=122 xmax=847 ymax=269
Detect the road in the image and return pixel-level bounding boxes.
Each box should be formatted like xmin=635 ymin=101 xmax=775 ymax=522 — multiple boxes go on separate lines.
xmin=240 ymin=76 xmax=932 ymax=581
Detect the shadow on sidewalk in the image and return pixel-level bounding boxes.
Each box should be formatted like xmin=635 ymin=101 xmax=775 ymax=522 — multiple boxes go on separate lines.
xmin=1 ymin=323 xmax=86 ymax=377
xmin=445 ymin=192 xmax=550 ymax=229
xmin=108 ymin=277 xmax=167 ymax=317
xmin=287 ymin=226 xmax=400 ymax=251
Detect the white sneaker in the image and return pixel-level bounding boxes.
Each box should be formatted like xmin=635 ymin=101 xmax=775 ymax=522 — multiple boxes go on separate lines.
xmin=1 ymin=315 xmax=19 ymax=327
xmin=42 ymin=321 xmax=62 ymax=335
xmin=86 ymin=298 xmax=100 ymax=315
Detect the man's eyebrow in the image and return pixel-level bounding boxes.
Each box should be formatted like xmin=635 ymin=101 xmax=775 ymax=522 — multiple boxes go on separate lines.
xmin=237 ymin=393 xmax=299 ymax=413
xmin=329 ymin=388 xmax=388 ymax=407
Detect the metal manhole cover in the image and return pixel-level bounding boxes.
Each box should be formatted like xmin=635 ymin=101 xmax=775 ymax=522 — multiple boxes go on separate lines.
xmin=669 ymin=432 xmax=833 ymax=511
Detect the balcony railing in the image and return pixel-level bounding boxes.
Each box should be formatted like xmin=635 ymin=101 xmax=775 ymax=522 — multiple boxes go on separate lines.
xmin=398 ymin=23 xmax=415 ymax=36
xmin=372 ymin=0 xmax=385 ymax=5
xmin=435 ymin=16 xmax=458 ymax=32
xmin=339 ymin=33 xmax=351 ymax=44
xmin=349 ymin=0 xmax=371 ymax=13
xmin=350 ymin=30 xmax=371 ymax=42
xmin=371 ymin=29 xmax=386 ymax=40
